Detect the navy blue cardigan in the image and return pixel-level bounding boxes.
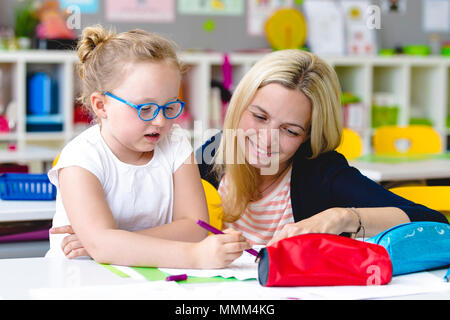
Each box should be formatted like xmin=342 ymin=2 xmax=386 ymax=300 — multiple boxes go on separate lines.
xmin=196 ymin=132 xmax=448 ymax=225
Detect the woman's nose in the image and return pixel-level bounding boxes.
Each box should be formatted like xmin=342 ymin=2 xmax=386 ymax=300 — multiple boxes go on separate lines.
xmin=258 ymin=127 xmax=279 ymax=151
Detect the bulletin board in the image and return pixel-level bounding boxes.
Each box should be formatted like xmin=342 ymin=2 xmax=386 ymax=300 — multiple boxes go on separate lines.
xmin=0 ymin=0 xmax=448 ymax=52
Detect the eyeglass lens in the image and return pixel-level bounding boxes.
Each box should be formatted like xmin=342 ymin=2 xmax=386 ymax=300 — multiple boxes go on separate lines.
xmin=139 ymin=102 xmax=183 ymax=120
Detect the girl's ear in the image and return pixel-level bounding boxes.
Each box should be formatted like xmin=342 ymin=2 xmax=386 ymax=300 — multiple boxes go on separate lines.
xmin=90 ymin=92 xmax=107 ymax=120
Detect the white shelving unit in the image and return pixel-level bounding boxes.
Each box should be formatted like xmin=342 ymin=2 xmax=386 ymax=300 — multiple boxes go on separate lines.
xmin=331 ymin=56 xmax=450 ymax=152
xmin=1 ymin=50 xmax=450 ymax=167
xmin=0 ymin=51 xmax=75 ymax=168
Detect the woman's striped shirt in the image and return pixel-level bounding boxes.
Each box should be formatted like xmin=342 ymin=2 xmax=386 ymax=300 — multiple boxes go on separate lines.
xmin=219 ymin=168 xmax=294 ymax=245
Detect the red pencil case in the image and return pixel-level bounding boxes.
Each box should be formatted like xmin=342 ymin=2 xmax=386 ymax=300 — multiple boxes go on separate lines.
xmin=258 ymin=233 xmax=392 ymax=287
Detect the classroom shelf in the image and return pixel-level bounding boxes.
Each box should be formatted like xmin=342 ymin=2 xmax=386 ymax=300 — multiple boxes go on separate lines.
xmin=0 ymin=133 xmax=18 ymax=141
xmin=372 ymin=65 xmax=406 ymax=114
xmin=410 ymin=65 xmax=444 ymax=127
xmin=334 ymin=64 xmax=369 ymax=103
xmin=323 ymin=55 xmax=450 ymax=153
xmin=0 ymin=62 xmax=17 ymax=138
xmin=0 ymin=50 xmax=449 ymax=161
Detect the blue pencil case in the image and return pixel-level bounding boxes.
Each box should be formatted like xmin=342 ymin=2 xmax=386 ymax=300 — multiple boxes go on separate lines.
xmin=366 ymin=221 xmax=450 ymax=276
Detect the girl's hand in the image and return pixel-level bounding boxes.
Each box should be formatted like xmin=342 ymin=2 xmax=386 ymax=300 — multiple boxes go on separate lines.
xmin=193 ymin=228 xmax=252 ymax=269
xmin=49 ymin=225 xmax=90 ymax=259
xmin=267 ymin=208 xmax=356 ymax=246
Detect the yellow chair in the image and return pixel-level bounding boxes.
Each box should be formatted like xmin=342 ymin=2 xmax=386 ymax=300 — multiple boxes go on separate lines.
xmin=373 ymin=125 xmax=442 ymax=155
xmin=390 ymin=186 xmax=450 ymax=221
xmin=336 ymin=128 xmax=363 ymax=160
xmin=201 ymin=179 xmax=223 ymax=231
xmin=52 ymin=153 xmax=60 ymax=168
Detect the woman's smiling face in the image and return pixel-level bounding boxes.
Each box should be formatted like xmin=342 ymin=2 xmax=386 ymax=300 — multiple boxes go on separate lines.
xmin=237 ymin=83 xmax=312 ymax=173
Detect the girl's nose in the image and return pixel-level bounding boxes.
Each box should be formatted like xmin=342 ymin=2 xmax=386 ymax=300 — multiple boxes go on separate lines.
xmin=150 ymin=110 xmax=166 ymax=127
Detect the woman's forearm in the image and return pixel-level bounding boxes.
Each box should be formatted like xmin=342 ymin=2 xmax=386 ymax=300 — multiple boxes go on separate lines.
xmin=346 ymin=207 xmax=410 ymax=238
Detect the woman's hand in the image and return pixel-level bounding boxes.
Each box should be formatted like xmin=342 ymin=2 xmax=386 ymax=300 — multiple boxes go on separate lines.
xmin=193 ymin=228 xmax=252 ymax=269
xmin=267 ymin=207 xmax=357 ymax=246
xmin=49 ymin=225 xmax=90 ymax=259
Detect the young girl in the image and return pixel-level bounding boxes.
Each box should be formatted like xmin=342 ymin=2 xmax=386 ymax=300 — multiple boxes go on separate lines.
xmin=198 ymin=49 xmax=448 ymax=245
xmin=46 ymin=25 xmax=250 ymax=268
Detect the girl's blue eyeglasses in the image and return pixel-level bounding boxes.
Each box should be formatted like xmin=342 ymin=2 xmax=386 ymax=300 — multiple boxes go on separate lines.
xmin=104 ymin=91 xmax=185 ymax=121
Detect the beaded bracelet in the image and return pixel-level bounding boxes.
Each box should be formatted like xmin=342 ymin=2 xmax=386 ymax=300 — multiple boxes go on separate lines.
xmin=348 ymin=207 xmax=365 ymax=240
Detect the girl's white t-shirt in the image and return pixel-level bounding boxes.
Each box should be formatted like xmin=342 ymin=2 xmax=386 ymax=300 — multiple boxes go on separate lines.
xmin=45 ymin=124 xmax=192 ymax=258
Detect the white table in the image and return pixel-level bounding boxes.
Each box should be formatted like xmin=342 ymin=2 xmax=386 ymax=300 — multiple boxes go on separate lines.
xmin=350 ymin=158 xmax=450 ymax=183
xmin=0 ymin=199 xmax=55 ymax=222
xmin=0 ymin=258 xmax=129 ymax=299
xmin=0 ymin=257 xmax=448 ymax=300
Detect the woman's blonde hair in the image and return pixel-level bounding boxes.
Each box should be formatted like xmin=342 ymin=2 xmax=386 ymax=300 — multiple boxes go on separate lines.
xmin=216 ymin=49 xmax=342 ymax=222
xmin=76 ymin=24 xmax=185 ymax=122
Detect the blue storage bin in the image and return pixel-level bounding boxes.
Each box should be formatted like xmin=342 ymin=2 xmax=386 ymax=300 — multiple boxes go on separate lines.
xmin=27 ymin=72 xmax=53 ymax=115
xmin=0 ymin=173 xmax=56 ymax=201
xmin=26 ymin=114 xmax=64 ymax=132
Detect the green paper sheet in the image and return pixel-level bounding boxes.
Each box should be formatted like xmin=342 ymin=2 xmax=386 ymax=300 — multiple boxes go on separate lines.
xmin=101 ymin=264 xmax=243 ymax=284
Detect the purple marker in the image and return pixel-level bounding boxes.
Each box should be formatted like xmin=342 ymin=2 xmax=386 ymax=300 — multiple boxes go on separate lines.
xmin=196 ymin=219 xmax=259 ymax=257
xmin=166 ymin=274 xmax=188 ymax=282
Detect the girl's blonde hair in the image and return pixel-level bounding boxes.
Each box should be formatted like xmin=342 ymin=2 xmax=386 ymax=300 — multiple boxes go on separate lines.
xmin=76 ymin=24 xmax=185 ymax=122
xmin=216 ymin=49 xmax=342 ymax=222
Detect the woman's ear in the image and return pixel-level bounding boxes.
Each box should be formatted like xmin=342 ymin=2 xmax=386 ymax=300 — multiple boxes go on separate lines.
xmin=90 ymin=92 xmax=107 ymax=120
xmin=305 ymin=123 xmax=312 ymax=140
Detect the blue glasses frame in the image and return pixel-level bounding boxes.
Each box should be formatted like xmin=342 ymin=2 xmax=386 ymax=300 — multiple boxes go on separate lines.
xmin=104 ymin=91 xmax=185 ymax=121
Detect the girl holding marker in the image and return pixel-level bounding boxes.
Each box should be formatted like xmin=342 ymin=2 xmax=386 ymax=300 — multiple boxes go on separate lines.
xmin=46 ymin=25 xmax=250 ymax=268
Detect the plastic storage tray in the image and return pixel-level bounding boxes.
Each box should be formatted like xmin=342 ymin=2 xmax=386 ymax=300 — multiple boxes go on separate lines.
xmin=0 ymin=173 xmax=56 ymax=201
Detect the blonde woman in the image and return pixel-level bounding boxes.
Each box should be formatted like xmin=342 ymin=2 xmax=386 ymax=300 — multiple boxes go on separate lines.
xmin=198 ymin=49 xmax=448 ymax=246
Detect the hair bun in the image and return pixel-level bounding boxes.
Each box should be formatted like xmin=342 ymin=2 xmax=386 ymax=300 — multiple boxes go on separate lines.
xmin=78 ymin=24 xmax=114 ymax=63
